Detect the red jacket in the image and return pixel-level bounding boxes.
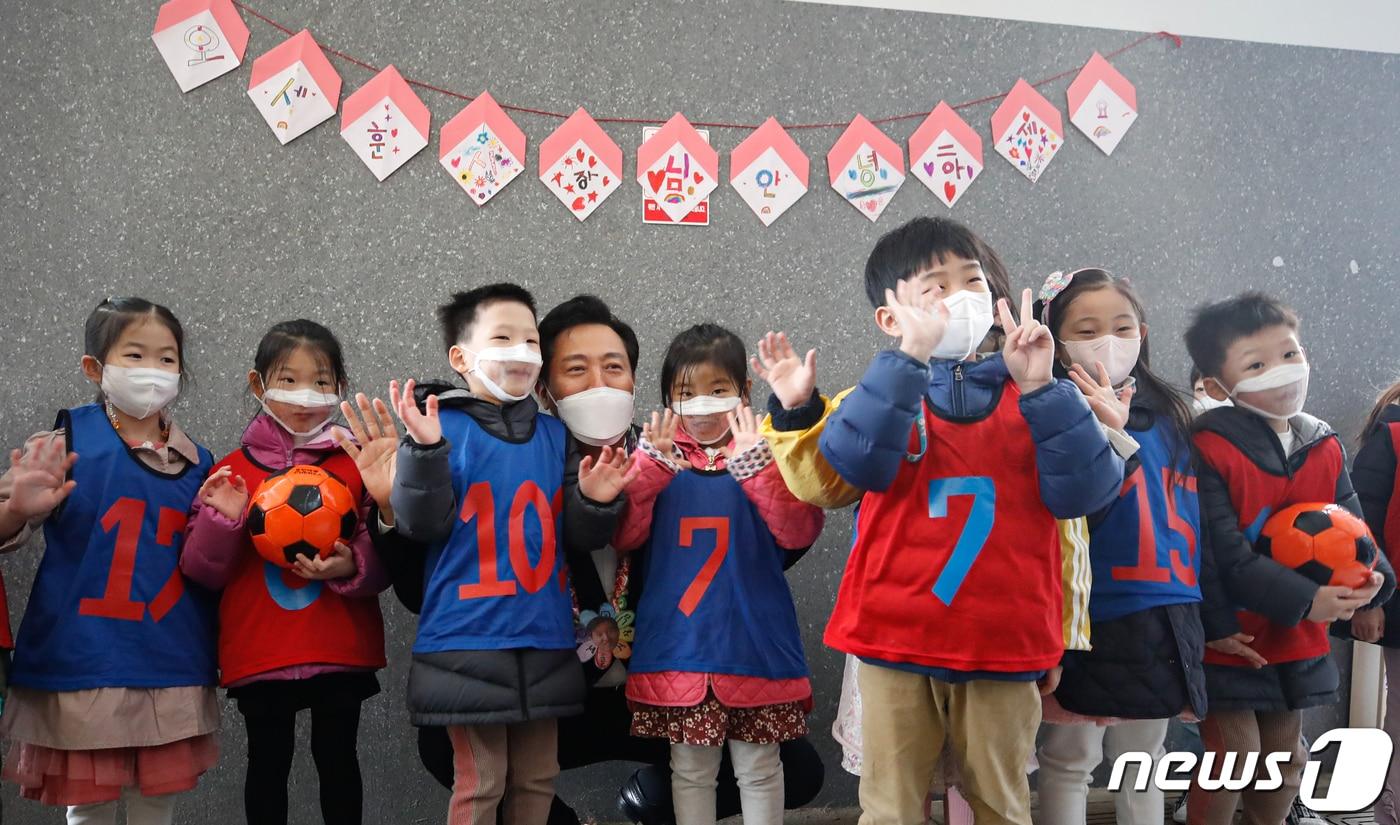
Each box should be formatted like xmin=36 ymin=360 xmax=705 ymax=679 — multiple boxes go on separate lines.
xmin=181 ymin=415 xmax=388 ymax=686
xmin=0 ymin=568 xmax=11 ymax=650
xmin=616 ymin=427 xmax=823 ymax=708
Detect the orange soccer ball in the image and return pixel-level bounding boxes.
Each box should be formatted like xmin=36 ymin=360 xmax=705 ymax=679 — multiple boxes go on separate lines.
xmin=246 ymin=465 xmax=357 ymax=568
xmin=1257 ymin=502 xmax=1379 ymax=588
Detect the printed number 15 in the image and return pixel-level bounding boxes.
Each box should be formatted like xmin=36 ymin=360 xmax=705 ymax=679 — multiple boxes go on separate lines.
xmin=928 ymin=477 xmax=996 ymax=605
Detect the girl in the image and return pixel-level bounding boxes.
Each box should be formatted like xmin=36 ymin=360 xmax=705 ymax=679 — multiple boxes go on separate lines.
xmin=0 ymin=297 xmax=219 ymax=825
xmin=615 ymin=323 xmax=824 ymax=825
xmin=1348 ymin=380 xmax=1400 ymax=825
xmin=180 ymin=319 xmax=391 ymax=825
xmin=1032 ymin=269 xmax=1207 ymax=825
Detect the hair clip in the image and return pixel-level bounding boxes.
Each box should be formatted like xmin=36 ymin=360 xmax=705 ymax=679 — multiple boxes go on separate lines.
xmin=1038 ymin=270 xmax=1075 ymax=305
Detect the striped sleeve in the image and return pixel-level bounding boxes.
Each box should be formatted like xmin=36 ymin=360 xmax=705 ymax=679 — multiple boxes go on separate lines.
xmin=1058 ymin=517 xmax=1092 ymax=651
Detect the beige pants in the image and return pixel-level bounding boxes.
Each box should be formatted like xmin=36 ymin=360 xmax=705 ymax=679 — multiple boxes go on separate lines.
xmin=447 ymin=720 xmax=559 ymax=825
xmin=857 ymin=663 xmax=1041 ymax=825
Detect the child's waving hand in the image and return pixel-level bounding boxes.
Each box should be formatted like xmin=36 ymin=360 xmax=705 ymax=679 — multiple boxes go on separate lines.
xmin=725 ymin=404 xmax=762 ymax=456
xmin=6 ymin=437 xmax=78 ymax=520
xmin=198 ymin=465 xmax=249 ymax=521
xmin=1068 ymin=362 xmax=1135 ymax=431
xmin=337 ymin=392 xmax=400 ymax=513
xmin=579 ymin=445 xmax=640 ymax=504
xmin=886 ymin=277 xmax=949 ymax=363
xmin=390 ymin=379 xmax=441 ymax=446
xmin=642 ymin=410 xmax=680 ymax=457
xmin=998 ymin=288 xmax=1054 ymax=394
xmin=751 ymin=332 xmax=817 ymax=410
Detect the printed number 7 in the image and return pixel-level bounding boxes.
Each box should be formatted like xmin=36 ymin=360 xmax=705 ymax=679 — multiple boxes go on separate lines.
xmin=928 ymin=477 xmax=996 ymax=606
xmin=677 ymin=517 xmax=730 ymax=617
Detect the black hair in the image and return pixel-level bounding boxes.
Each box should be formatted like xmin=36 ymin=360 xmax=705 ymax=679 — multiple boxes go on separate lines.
xmin=1034 ymin=269 xmax=1194 ymax=451
xmin=254 ymin=319 xmax=349 ymax=391
xmin=862 ymin=217 xmax=1013 ymax=310
xmin=1184 ymin=292 xmax=1299 ymax=380
xmin=538 ymin=295 xmax=640 ymax=373
xmin=436 ymin=283 xmax=537 ymax=353
xmin=1189 ymin=366 xmax=1204 ymax=389
xmin=659 ymin=324 xmax=749 ymax=408
xmin=84 ymin=297 xmax=190 ymax=392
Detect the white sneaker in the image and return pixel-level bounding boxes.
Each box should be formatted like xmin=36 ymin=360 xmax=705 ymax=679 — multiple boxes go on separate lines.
xmin=1287 ymin=799 xmax=1327 ymax=825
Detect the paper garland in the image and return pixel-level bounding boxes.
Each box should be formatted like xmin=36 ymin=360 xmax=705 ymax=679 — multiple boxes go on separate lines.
xmin=159 ymin=12 xmax=1153 ymax=221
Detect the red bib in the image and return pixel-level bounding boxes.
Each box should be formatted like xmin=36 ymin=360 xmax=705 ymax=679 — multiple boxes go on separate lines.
xmin=1386 ymin=422 xmax=1400 ymax=567
xmin=0 ymin=568 xmax=12 ymax=650
xmin=825 ymin=382 xmax=1063 ymax=672
xmin=215 ymin=448 xmax=385 ymax=685
xmin=1194 ymin=430 xmax=1343 ymax=667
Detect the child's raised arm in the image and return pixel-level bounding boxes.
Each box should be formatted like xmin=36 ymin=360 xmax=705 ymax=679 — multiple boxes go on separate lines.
xmin=613 ymin=412 xmax=682 ymax=551
xmin=726 ymin=405 xmax=824 ymax=549
xmin=388 ymin=379 xmax=457 ymax=544
xmin=0 ymin=433 xmax=78 ymax=551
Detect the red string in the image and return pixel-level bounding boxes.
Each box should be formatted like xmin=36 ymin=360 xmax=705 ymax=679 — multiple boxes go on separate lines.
xmin=230 ymin=1 xmax=1181 ymax=130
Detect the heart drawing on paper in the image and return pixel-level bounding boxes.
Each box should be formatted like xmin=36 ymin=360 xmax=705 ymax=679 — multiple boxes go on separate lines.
xmin=571 ymin=196 xmax=586 ymax=211
xmin=391 ymin=128 xmax=399 ymax=137
xmin=451 ymin=157 xmax=461 ymax=168
xmin=602 ymin=176 xmax=610 ymax=186
xmin=646 ymin=169 xmax=666 ymax=193
xmin=588 ymin=155 xmax=597 ymax=168
xmin=922 ymin=161 xmax=937 ymax=176
xmin=576 ymin=148 xmax=585 ymax=162
xmin=864 ymin=199 xmax=878 ymax=212
xmin=943 ymin=181 xmax=956 ymax=202
xmin=1022 ymin=112 xmax=1030 ymax=123
xmin=693 ymin=172 xmax=703 ymax=184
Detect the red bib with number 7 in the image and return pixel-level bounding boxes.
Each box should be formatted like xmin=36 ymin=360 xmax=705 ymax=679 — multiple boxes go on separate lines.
xmin=825 ymin=383 xmax=1063 ymax=672
xmin=9 ymin=404 xmax=218 ymax=691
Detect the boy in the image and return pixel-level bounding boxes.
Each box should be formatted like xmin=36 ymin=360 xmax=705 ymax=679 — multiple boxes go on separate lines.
xmin=754 ymin=217 xmax=1124 ymax=825
xmin=389 ymin=283 xmax=634 ymax=825
xmin=1185 ymin=292 xmax=1392 ymax=825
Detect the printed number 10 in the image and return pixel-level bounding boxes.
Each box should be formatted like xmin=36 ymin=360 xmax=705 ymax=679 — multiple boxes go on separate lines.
xmin=928 ymin=477 xmax=996 ymax=605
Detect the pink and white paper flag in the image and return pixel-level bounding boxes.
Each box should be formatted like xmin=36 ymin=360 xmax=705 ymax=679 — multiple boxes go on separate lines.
xmin=340 ymin=66 xmax=430 ymax=181
xmin=827 ymin=115 xmax=905 ymax=222
xmin=538 ymin=108 xmax=622 ymax=220
xmin=152 ymin=0 xmax=249 ymax=92
xmin=908 ymin=102 xmax=982 ymax=208
xmin=991 ymin=79 xmax=1064 ymax=182
xmin=441 ymin=92 xmax=527 ymax=205
xmin=637 ymin=114 xmax=719 ymax=225
xmin=1067 ymin=52 xmax=1138 ymax=156
xmin=246 ymin=30 xmax=340 ymax=145
xmin=730 ymin=117 xmax=809 ymax=226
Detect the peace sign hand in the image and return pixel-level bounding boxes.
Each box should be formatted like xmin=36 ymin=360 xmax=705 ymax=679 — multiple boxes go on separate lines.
xmin=751 ymin=332 xmax=817 ymax=411
xmin=998 ymin=288 xmax=1054 ymax=393
xmin=389 ymin=379 xmax=441 ymax=446
xmin=886 ymin=277 xmax=949 ymax=364
xmin=1067 ymin=362 xmax=1134 ymax=431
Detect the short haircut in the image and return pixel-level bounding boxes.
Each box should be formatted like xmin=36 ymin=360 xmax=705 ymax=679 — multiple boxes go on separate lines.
xmin=436 ymin=283 xmax=537 ymax=352
xmin=1184 ymin=292 xmax=1300 ymax=379
xmin=862 ymin=216 xmax=1012 ymax=309
xmin=538 ymin=295 xmax=640 ymax=372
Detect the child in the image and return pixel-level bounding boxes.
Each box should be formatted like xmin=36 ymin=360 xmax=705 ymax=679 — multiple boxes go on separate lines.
xmin=0 ymin=297 xmax=219 ymax=825
xmin=1185 ymin=292 xmax=1393 ymax=825
xmin=179 ymin=319 xmax=390 ymax=825
xmin=1030 ymin=269 xmax=1207 ymax=825
xmin=613 ymin=323 xmax=824 ymax=825
xmin=757 ymin=216 xmax=1125 ymax=825
xmin=388 ymin=283 xmax=634 ymax=825
xmin=1345 ymin=379 xmax=1400 ymax=825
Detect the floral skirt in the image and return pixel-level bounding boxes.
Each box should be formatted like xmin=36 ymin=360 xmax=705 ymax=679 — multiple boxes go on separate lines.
xmin=3 ymin=733 xmax=219 ymax=806
xmin=630 ymin=692 xmax=807 ymax=748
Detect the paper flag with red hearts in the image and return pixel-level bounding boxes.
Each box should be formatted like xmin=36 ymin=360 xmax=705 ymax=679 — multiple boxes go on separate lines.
xmin=538 ymin=108 xmax=622 ymax=221
xmin=827 ymin=115 xmax=905 ymax=222
xmin=440 ymin=91 xmax=527 ymax=205
xmin=907 ymin=102 xmax=982 ymax=209
xmin=1067 ymin=52 xmax=1138 ymax=156
xmin=152 ymin=0 xmax=249 ymax=93
xmin=339 ymin=65 xmax=430 ymax=181
xmin=991 ymin=79 xmax=1064 ymax=183
xmin=729 ymin=117 xmax=809 ymax=227
xmin=246 ymin=30 xmax=341 ymax=145
xmin=636 ymin=114 xmax=719 ymax=225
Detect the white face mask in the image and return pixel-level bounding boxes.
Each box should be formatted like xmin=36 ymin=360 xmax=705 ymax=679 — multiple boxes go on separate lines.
xmin=670 ymin=395 xmax=742 ymax=417
xmin=459 ymin=344 xmax=544 ymax=403
xmin=101 ymin=366 xmax=180 ymax=420
xmin=1192 ymin=395 xmax=1233 ymax=414
xmin=260 ymin=386 xmax=341 ymax=438
xmin=1061 ymin=334 xmax=1142 ymax=387
xmin=930 ymin=289 xmax=995 ymax=361
xmin=1227 ymin=362 xmax=1310 ymax=421
xmin=553 ymin=386 xmax=635 ymax=447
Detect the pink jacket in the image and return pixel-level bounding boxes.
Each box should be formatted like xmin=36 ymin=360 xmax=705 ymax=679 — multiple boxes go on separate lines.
xmin=180 ymin=414 xmax=389 ymax=685
xmin=617 ymin=427 xmax=823 ymax=709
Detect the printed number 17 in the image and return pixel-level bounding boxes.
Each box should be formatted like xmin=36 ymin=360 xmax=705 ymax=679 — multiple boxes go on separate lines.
xmin=928 ymin=477 xmax=996 ymax=605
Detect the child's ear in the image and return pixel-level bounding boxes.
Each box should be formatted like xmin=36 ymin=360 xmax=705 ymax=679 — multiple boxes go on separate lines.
xmin=1139 ymin=322 xmax=1149 ymax=342
xmin=537 ymin=380 xmax=555 ymax=412
xmin=874 ymin=306 xmax=901 ymax=339
xmin=1203 ymin=376 xmax=1230 ymax=402
xmin=448 ymin=345 xmax=472 ymax=377
xmin=80 ymin=355 xmax=103 ymax=385
xmin=248 ymin=370 xmax=265 ymax=400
